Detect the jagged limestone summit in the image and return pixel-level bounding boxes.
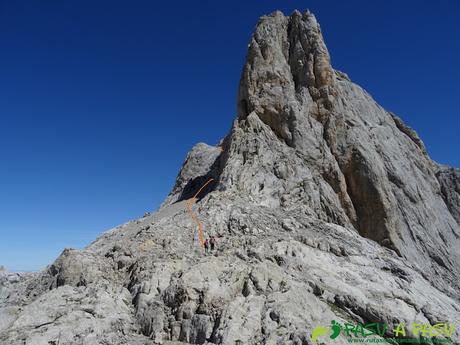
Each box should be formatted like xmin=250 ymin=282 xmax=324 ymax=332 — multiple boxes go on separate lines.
xmin=1 ymin=10 xmax=459 ymax=345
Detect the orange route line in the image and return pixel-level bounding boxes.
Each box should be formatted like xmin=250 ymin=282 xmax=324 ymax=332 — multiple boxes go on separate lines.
xmin=186 ymin=178 xmax=215 ymax=248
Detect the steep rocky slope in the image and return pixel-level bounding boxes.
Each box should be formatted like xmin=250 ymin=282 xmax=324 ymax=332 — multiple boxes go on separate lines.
xmin=1 ymin=10 xmax=459 ymax=345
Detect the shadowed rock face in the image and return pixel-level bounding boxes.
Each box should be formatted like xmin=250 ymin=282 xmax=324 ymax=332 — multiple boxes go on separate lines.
xmin=1 ymin=10 xmax=460 ymax=345
xmin=436 ymin=165 xmax=460 ymax=225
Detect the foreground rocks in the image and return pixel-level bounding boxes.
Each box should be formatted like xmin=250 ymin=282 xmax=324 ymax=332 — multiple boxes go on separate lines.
xmin=1 ymin=10 xmax=459 ymax=345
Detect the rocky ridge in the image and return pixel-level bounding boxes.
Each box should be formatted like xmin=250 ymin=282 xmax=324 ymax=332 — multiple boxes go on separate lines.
xmin=1 ymin=10 xmax=459 ymax=345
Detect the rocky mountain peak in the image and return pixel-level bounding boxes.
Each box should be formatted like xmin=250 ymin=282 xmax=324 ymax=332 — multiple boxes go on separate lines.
xmin=233 ymin=11 xmax=460 ymax=283
xmin=237 ymin=10 xmax=334 ymax=145
xmin=166 ymin=10 xmax=460 ymax=295
xmin=1 ymin=10 xmax=460 ymax=345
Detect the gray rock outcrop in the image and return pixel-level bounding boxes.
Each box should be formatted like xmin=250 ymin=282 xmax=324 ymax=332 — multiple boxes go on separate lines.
xmin=1 ymin=10 xmax=459 ymax=345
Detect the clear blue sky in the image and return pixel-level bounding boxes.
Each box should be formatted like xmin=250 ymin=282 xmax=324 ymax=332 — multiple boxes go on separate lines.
xmin=1 ymin=0 xmax=459 ymax=271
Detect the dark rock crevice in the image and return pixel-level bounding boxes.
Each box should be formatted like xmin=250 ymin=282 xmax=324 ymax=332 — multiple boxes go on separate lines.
xmin=436 ymin=165 xmax=460 ymax=226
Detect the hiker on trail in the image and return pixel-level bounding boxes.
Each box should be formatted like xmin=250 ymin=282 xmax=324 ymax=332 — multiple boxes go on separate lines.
xmin=204 ymin=238 xmax=210 ymax=254
xmin=210 ymin=236 xmax=216 ymax=251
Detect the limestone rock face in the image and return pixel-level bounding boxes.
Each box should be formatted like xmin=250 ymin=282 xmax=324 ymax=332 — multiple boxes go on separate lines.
xmin=1 ymin=10 xmax=460 ymax=345
xmin=234 ymin=10 xmax=460 ymax=289
xmin=436 ymin=165 xmax=460 ymax=225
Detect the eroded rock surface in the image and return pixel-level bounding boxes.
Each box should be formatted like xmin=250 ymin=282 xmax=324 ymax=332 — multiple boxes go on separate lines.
xmin=1 ymin=10 xmax=459 ymax=345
